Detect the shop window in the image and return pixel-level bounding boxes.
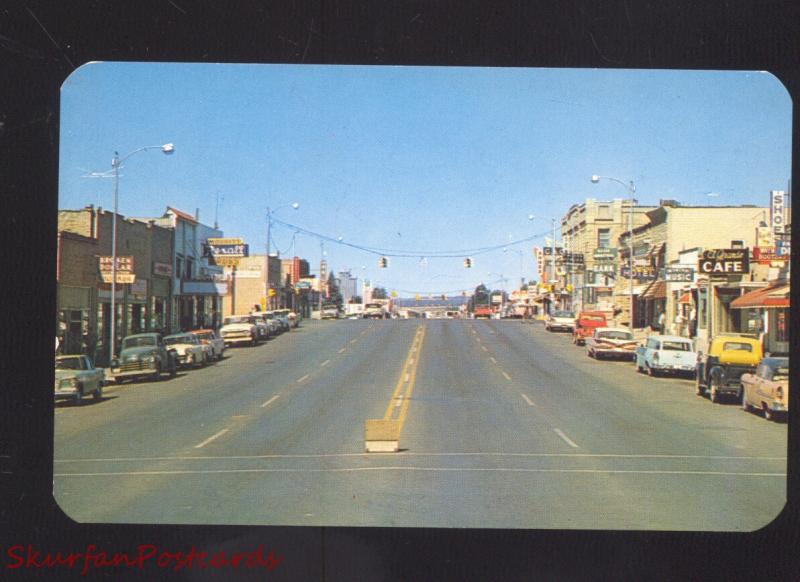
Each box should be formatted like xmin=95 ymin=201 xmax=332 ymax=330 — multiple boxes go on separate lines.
xmin=776 ymin=310 xmax=788 ymax=342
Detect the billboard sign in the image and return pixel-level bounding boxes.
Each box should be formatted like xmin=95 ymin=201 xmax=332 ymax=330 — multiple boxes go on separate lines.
xmin=662 ymin=267 xmax=695 ymax=282
xmin=770 ymin=190 xmax=786 ymax=235
xmin=99 ymin=256 xmax=135 ymax=284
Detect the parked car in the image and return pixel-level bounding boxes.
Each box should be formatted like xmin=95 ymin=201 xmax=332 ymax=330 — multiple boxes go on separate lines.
xmin=269 ymin=310 xmax=291 ymax=331
xmin=695 ymin=334 xmax=763 ymax=403
xmin=110 ymin=333 xmax=177 ymax=383
xmin=54 ymin=354 xmax=104 ymax=404
xmin=164 ymin=333 xmax=208 ymax=368
xmin=278 ymin=308 xmax=300 ymax=328
xmin=321 ymin=304 xmax=339 ymax=320
xmin=249 ymin=311 xmax=272 ymax=340
xmin=255 ymin=311 xmax=282 ymax=335
xmin=220 ymin=315 xmax=260 ymax=347
xmin=572 ymin=311 xmax=608 ymax=346
xmin=635 ymin=335 xmax=697 ymax=377
xmin=545 ymin=310 xmax=575 ymax=332
xmin=189 ymin=329 xmax=226 ymax=361
xmin=585 ymin=327 xmax=638 ymax=360
xmin=741 ymin=357 xmax=789 ymax=421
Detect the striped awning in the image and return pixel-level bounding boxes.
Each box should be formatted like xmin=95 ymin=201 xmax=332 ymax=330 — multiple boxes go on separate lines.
xmin=640 ymin=280 xmax=666 ymax=299
xmin=730 ymin=283 xmax=790 ymax=309
xmin=678 ymin=292 xmax=691 ymax=304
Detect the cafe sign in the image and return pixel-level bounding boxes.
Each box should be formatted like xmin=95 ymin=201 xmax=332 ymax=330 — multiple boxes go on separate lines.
xmin=662 ymin=267 xmax=695 ymax=282
xmin=697 ymin=248 xmax=750 ymax=276
xmin=207 ymin=237 xmax=248 ymax=267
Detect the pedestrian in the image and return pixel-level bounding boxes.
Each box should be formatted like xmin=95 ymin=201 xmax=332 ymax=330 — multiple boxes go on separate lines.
xmin=657 ymin=310 xmax=666 ymax=334
xmin=689 ymin=307 xmax=697 ymax=339
xmin=674 ymin=311 xmax=686 ymax=337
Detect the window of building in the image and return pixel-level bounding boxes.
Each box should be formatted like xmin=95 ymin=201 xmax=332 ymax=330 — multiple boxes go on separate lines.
xmin=186 ymin=258 xmax=194 ymax=280
xmin=597 ymin=228 xmax=611 ymax=248
xmin=597 ymin=205 xmax=612 ymax=220
xmin=176 ymin=256 xmax=183 ymax=280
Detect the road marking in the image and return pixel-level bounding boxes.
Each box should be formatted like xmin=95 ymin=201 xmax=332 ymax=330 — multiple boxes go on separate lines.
xmin=553 ymin=428 xmax=579 ymax=449
xmin=260 ymin=394 xmax=280 ymax=408
xmin=297 ymin=374 xmax=310 ymax=383
xmin=383 ymin=325 xmax=426 ymax=420
xmin=361 ymin=330 xmax=367 ymax=335
xmin=55 ymin=452 xmax=788 ymax=462
xmin=408 ymin=358 xmax=414 ymax=365
xmin=476 ymin=337 xmax=481 ymax=342
xmin=194 ymin=429 xmax=229 ymax=449
xmin=521 ymin=394 xmax=535 ymax=406
xmin=320 ymin=359 xmax=330 ymax=367
xmin=350 ymin=339 xmax=357 ymax=344
xmin=490 ymin=356 xmax=497 ymax=364
xmin=481 ymin=345 xmax=488 ymax=352
xmin=395 ymin=395 xmax=403 ymax=408
xmin=55 ymin=467 xmax=787 ymax=478
xmin=338 ymin=348 xmax=346 ymax=353
xmin=501 ymin=371 xmax=511 ymax=381
xmin=404 ymin=373 xmax=410 ymax=382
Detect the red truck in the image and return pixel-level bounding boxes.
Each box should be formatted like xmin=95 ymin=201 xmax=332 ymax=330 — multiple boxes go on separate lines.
xmin=572 ymin=311 xmax=608 ymax=346
xmin=473 ymin=305 xmax=494 ymax=319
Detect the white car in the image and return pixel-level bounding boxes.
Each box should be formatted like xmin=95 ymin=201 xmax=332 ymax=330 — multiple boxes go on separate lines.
xmin=545 ymin=310 xmax=575 ymax=332
xmin=189 ymin=330 xmax=226 ymax=361
xmin=164 ymin=333 xmax=208 ymax=368
xmin=220 ymin=315 xmax=260 ymax=347
xmin=634 ymin=335 xmax=697 ymax=377
xmin=586 ymin=327 xmax=638 ymax=360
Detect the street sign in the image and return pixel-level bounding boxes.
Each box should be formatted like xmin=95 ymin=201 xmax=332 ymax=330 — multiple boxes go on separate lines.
xmin=662 ymin=267 xmax=695 ymax=282
xmin=698 ymin=248 xmax=750 ymax=276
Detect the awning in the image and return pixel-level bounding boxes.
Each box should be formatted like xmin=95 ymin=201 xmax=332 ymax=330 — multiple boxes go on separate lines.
xmin=640 ymin=280 xmax=666 ymax=300
xmin=730 ymin=283 xmax=790 ymax=309
xmin=678 ymin=292 xmax=691 ymax=304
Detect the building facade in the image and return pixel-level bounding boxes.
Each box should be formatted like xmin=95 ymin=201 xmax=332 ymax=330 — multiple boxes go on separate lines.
xmin=335 ymin=270 xmax=358 ymax=304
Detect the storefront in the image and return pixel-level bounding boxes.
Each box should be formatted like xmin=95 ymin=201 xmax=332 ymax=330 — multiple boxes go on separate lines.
xmin=639 ymin=280 xmax=666 ymax=330
xmin=730 ymin=283 xmax=790 ymax=355
xmin=56 ymin=286 xmax=94 ymax=357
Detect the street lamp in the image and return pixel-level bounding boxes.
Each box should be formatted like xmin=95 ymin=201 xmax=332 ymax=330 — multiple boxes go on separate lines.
xmin=591 ymin=174 xmax=636 ymax=329
xmin=265 ymin=201 xmax=299 ymax=309
xmin=108 ymin=143 xmax=174 ymax=361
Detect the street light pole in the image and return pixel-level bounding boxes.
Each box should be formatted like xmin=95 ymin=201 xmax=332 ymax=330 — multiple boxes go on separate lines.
xmin=107 ymin=143 xmax=174 ymax=361
xmin=265 ymin=202 xmax=299 ymax=311
xmin=591 ymin=175 xmax=636 ymax=329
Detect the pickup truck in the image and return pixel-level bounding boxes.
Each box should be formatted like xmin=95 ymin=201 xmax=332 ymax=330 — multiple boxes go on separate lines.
xmin=363 ymin=302 xmax=386 ymax=319
xmin=572 ymin=311 xmax=608 ymax=346
xmin=220 ymin=315 xmax=260 ymax=347
xmin=321 ymin=304 xmax=339 ymax=320
xmin=696 ymin=334 xmax=762 ymax=403
xmin=110 ymin=333 xmax=177 ymax=383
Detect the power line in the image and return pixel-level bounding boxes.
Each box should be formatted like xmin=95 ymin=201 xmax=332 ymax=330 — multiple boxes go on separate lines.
xmin=270 ymin=217 xmax=551 ymax=258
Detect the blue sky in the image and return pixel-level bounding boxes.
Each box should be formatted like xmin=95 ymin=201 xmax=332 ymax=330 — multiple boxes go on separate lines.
xmin=59 ymin=64 xmax=792 ymax=297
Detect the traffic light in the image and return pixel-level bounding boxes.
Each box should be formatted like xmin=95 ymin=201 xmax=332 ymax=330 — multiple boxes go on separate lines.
xmin=378 ymin=256 xmax=388 ymax=268
xmin=463 ymin=257 xmax=472 ymax=268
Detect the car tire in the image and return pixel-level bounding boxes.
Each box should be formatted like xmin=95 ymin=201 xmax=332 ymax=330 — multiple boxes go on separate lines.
xmin=742 ymin=395 xmax=752 ymax=412
xmin=169 ymin=360 xmax=177 ymax=377
xmin=763 ymin=405 xmax=774 ymax=421
xmin=709 ymin=379 xmax=719 ymax=403
xmin=74 ymin=390 xmax=83 ymax=405
xmin=695 ymin=376 xmax=704 ymax=396
xmin=151 ymin=361 xmax=162 ymax=381
xmin=92 ymin=385 xmax=103 ymax=400
xmin=646 ymin=363 xmax=655 ymax=377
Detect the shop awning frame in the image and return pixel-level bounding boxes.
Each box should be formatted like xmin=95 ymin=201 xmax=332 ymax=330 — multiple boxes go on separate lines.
xmin=730 ymin=283 xmax=790 ymax=309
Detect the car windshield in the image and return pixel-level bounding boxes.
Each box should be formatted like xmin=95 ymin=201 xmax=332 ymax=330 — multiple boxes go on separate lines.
xmin=225 ymin=316 xmax=252 ymax=325
xmin=552 ymin=311 xmax=574 ymax=318
xmin=773 ymin=367 xmax=789 ymax=380
xmin=662 ymin=341 xmax=691 ymax=352
xmin=722 ymin=342 xmax=752 ymax=352
xmin=194 ymin=333 xmax=211 ymax=341
xmin=55 ymin=357 xmax=82 ymax=370
xmin=165 ymin=335 xmax=193 ymax=345
xmin=122 ymin=336 xmax=156 ymax=348
xmin=599 ymin=331 xmax=633 ymax=340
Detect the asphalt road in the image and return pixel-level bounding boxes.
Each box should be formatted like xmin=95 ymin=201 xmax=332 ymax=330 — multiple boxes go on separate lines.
xmin=54 ymin=319 xmax=788 ymax=530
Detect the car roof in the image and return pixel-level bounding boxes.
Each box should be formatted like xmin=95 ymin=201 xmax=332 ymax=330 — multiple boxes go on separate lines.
xmin=648 ymin=335 xmax=691 ymax=343
xmin=715 ymin=335 xmax=760 ymax=344
xmin=596 ymin=326 xmax=631 ymax=332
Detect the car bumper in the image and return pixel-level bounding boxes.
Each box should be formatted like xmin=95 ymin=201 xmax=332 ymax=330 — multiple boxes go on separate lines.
xmin=54 ymin=388 xmax=80 ymax=400
xmin=651 ymin=363 xmax=695 ymax=373
xmin=547 ymin=323 xmax=574 ymax=331
xmin=110 ymin=368 xmax=157 ymax=379
xmin=595 ymin=348 xmax=636 ymax=358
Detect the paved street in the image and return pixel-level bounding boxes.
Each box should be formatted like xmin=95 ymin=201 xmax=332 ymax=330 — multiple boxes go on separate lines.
xmin=54 ymin=319 xmax=787 ymax=531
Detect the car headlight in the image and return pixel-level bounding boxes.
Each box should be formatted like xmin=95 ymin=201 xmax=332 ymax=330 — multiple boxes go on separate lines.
xmin=142 ymin=354 xmax=156 ymax=363
xmin=60 ymin=378 xmax=79 ymax=388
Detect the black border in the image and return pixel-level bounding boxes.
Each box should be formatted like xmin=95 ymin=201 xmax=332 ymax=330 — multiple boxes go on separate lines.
xmin=2 ymin=1 xmax=799 ymax=579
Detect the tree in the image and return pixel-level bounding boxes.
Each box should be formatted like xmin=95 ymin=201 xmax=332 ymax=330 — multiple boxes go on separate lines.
xmin=348 ymin=295 xmax=363 ymax=304
xmin=372 ymin=286 xmax=388 ymax=299
xmin=327 ymin=272 xmax=343 ymax=308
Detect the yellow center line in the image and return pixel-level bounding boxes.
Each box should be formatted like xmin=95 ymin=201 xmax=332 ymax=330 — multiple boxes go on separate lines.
xmin=383 ymin=325 xmax=425 ymax=419
xmin=396 ymin=326 xmax=426 ymax=430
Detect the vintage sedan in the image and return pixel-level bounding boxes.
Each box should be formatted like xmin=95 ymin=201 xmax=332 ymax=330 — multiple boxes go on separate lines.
xmin=164 ymin=333 xmax=207 ymax=368
xmin=189 ymin=329 xmax=225 ymax=361
xmin=635 ymin=335 xmax=697 ymax=377
xmin=741 ymin=357 xmax=789 ymax=421
xmin=545 ymin=310 xmax=575 ymax=333
xmin=586 ymin=327 xmax=638 ymax=360
xmin=55 ymin=354 xmax=104 ymax=404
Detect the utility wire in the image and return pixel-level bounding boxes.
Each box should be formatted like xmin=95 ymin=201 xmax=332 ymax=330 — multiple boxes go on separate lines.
xmin=270 ymin=217 xmax=551 ymax=258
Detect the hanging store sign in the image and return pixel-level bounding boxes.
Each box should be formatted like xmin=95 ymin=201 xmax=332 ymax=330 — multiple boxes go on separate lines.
xmin=752 ymin=247 xmax=788 ymax=263
xmin=697 ymin=248 xmax=750 ymax=275
xmin=99 ymin=256 xmax=135 ymax=284
xmin=620 ymin=265 xmax=656 ymax=280
xmin=776 ymin=239 xmax=791 ymax=257
xmin=153 ymin=262 xmax=173 ymax=277
xmin=592 ymin=263 xmax=616 ymax=274
xmin=770 ymin=190 xmax=786 ymax=235
xmin=593 ymin=247 xmax=617 ymax=260
xmin=662 ymin=267 xmax=695 ymax=282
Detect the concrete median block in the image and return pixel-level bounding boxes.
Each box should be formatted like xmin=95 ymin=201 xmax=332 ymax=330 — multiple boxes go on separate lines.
xmin=364 ymin=419 xmax=400 ymax=453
